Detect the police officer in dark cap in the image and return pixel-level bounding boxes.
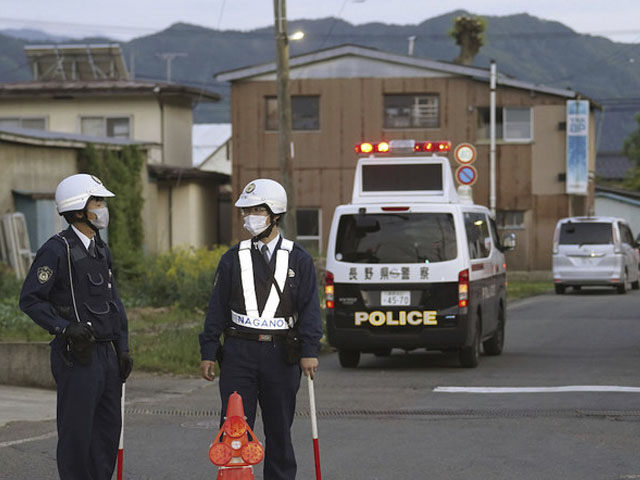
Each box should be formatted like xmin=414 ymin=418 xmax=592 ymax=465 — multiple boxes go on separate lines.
xmin=199 ymin=178 xmax=323 ymax=480
xmin=20 ymin=173 xmax=133 ymax=480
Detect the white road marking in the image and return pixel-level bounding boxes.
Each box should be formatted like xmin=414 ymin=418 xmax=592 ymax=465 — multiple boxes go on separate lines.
xmin=0 ymin=431 xmax=57 ymax=449
xmin=434 ymin=385 xmax=640 ymax=393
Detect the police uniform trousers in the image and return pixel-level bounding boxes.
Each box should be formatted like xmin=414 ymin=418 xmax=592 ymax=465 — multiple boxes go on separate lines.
xmin=51 ymin=337 xmax=122 ymax=480
xmin=219 ymin=336 xmax=301 ymax=480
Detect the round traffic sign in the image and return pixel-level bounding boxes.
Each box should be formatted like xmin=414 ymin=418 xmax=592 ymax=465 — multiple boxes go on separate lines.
xmin=455 ymin=165 xmax=478 ymax=186
xmin=454 ymin=143 xmax=477 ymax=164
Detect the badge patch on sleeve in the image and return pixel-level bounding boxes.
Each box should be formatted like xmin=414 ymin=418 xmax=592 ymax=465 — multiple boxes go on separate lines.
xmin=37 ymin=266 xmax=53 ymax=284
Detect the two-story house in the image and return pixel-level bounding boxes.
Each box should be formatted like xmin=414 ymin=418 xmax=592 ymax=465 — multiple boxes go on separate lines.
xmin=0 ymin=44 xmax=226 ymax=253
xmin=216 ymin=44 xmax=597 ymax=271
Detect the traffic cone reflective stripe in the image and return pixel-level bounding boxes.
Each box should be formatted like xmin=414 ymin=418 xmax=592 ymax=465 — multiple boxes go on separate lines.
xmin=209 ymin=392 xmax=264 ymax=479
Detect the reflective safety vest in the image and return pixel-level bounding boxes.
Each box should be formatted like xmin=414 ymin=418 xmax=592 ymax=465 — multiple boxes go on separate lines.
xmin=232 ymin=238 xmax=294 ymax=330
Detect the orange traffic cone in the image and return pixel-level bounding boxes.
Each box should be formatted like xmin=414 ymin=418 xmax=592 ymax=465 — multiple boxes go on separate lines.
xmin=209 ymin=392 xmax=264 ymax=480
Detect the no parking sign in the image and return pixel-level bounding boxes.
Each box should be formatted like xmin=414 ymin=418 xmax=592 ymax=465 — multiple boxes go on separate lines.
xmin=455 ymin=165 xmax=478 ymax=186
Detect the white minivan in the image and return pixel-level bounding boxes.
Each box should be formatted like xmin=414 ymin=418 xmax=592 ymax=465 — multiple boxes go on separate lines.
xmin=552 ymin=216 xmax=640 ymax=294
xmin=324 ymin=140 xmax=516 ymax=368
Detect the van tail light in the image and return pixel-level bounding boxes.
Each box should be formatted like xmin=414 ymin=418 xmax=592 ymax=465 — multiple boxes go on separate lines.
xmin=325 ymin=270 xmax=334 ymax=309
xmin=458 ymin=269 xmax=469 ymax=310
xmin=552 ymin=225 xmax=560 ymax=254
xmin=613 ymin=226 xmax=622 ymax=254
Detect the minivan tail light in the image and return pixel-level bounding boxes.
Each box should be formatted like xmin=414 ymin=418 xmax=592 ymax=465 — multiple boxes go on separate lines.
xmin=458 ymin=269 xmax=469 ymax=309
xmin=325 ymin=270 xmax=334 ymax=309
xmin=552 ymin=224 xmax=560 ymax=254
xmin=613 ymin=225 xmax=622 ymax=254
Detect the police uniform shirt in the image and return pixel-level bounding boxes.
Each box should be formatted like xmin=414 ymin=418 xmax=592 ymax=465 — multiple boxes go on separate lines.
xmin=71 ymin=224 xmax=92 ymax=252
xmin=257 ymin=235 xmax=278 ymax=262
xmin=19 ymin=226 xmax=129 ymax=353
xmin=199 ymin=237 xmax=323 ymax=361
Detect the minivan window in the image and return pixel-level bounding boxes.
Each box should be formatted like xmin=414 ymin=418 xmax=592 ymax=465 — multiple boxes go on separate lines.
xmin=464 ymin=212 xmax=491 ymax=259
xmin=559 ymin=222 xmax=613 ymax=245
xmin=335 ymin=213 xmax=457 ymax=264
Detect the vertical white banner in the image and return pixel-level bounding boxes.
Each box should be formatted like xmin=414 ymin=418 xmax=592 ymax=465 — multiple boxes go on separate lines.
xmin=566 ymin=100 xmax=589 ymax=195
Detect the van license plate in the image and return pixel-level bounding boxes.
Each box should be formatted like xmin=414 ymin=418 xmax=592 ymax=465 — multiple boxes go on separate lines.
xmin=381 ymin=291 xmax=410 ymax=306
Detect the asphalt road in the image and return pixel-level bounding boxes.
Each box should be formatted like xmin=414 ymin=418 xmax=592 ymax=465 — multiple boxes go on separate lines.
xmin=1 ymin=287 xmax=640 ymax=479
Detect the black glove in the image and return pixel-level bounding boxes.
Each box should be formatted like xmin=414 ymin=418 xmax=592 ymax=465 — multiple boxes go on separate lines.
xmin=118 ymin=351 xmax=134 ymax=382
xmin=63 ymin=323 xmax=96 ymax=365
xmin=63 ymin=322 xmax=96 ymax=345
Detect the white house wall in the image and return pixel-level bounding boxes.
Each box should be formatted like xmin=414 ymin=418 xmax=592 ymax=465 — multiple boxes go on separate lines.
xmin=595 ymin=195 xmax=640 ymax=237
xmin=0 ymin=96 xmax=163 ymax=144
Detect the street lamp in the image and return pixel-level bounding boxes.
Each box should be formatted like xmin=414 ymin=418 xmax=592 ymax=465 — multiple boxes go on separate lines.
xmin=290 ymin=30 xmax=305 ymax=41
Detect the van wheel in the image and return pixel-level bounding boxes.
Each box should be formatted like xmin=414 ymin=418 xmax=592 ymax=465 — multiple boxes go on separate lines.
xmin=338 ymin=350 xmax=360 ymax=368
xmin=459 ymin=319 xmax=480 ymax=368
xmin=617 ymin=273 xmax=628 ymax=294
xmin=483 ymin=306 xmax=505 ymax=356
xmin=555 ymin=284 xmax=565 ymax=294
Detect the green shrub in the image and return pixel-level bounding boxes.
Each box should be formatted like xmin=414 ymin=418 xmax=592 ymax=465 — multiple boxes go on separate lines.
xmin=0 ymin=262 xmax=50 ymax=341
xmin=119 ymin=246 xmax=228 ymax=310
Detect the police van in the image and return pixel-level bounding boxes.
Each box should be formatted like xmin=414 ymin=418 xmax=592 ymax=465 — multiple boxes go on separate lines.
xmin=324 ymin=139 xmax=516 ymax=368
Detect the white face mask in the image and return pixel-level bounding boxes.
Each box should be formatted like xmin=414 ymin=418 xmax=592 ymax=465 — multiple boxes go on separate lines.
xmin=88 ymin=207 xmax=109 ymax=230
xmin=243 ymin=215 xmax=270 ymax=237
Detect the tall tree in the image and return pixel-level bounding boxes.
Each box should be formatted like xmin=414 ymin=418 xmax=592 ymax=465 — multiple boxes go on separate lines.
xmin=450 ymin=15 xmax=486 ymax=65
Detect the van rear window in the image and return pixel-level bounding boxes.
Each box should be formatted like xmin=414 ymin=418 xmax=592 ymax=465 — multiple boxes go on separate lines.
xmin=559 ymin=222 xmax=613 ymax=245
xmin=335 ymin=213 xmax=457 ymax=263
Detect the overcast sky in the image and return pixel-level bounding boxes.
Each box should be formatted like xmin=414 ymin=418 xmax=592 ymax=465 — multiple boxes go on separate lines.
xmin=1 ymin=0 xmax=639 ymax=44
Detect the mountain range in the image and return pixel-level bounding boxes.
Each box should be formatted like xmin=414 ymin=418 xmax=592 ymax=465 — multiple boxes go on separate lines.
xmin=1 ymin=10 xmax=639 ymax=153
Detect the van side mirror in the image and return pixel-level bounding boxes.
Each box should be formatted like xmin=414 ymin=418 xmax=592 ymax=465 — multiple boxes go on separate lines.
xmin=502 ymin=232 xmax=516 ymax=251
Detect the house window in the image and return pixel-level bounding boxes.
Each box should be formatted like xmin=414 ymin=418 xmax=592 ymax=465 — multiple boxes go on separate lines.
xmin=0 ymin=117 xmax=46 ymax=130
xmin=265 ymin=96 xmax=320 ymax=131
xmin=80 ymin=116 xmax=131 ymax=138
xmin=496 ymin=210 xmax=525 ymax=229
xmin=12 ymin=192 xmax=65 ymax=250
xmin=296 ymin=208 xmax=321 ymax=254
xmin=477 ymin=107 xmax=533 ymax=142
xmin=384 ymin=94 xmax=439 ymax=129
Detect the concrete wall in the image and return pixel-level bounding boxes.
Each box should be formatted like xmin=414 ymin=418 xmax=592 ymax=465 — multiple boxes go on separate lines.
xmin=0 ymin=142 xmax=77 ymax=214
xmin=0 ymin=343 xmax=55 ymax=388
xmin=0 ymin=95 xmax=194 ymax=167
xmin=0 ymin=96 xmax=163 ymax=143
xmin=171 ymin=183 xmax=218 ymax=248
xmin=162 ymin=98 xmax=193 ymax=167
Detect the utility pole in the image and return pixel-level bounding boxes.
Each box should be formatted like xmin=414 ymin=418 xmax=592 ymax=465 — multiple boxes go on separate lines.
xmin=489 ymin=60 xmax=497 ymax=217
xmin=156 ymin=52 xmax=187 ymax=83
xmin=273 ymin=0 xmax=297 ymax=239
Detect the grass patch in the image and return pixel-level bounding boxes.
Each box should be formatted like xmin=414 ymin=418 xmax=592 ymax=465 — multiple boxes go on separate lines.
xmin=507 ymin=280 xmax=552 ymax=301
xmin=128 ymin=307 xmax=203 ymax=375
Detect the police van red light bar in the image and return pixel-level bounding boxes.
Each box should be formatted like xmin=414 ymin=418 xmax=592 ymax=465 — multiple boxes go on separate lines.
xmin=355 ymin=142 xmax=389 ymax=154
xmin=414 ymin=141 xmax=451 ymax=152
xmin=355 ymin=140 xmax=451 ymax=154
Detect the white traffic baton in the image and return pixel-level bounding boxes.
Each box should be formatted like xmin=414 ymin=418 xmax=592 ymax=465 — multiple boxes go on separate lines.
xmin=117 ymin=383 xmax=125 ymax=480
xmin=307 ymin=375 xmax=322 ymax=480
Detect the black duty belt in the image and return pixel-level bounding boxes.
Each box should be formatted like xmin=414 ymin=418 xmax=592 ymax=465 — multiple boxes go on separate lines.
xmin=223 ymin=328 xmax=288 ymax=343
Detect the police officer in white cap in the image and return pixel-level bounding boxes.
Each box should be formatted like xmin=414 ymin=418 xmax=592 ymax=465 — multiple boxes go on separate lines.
xmin=20 ymin=173 xmax=132 ymax=480
xmin=199 ymin=178 xmax=322 ymax=480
